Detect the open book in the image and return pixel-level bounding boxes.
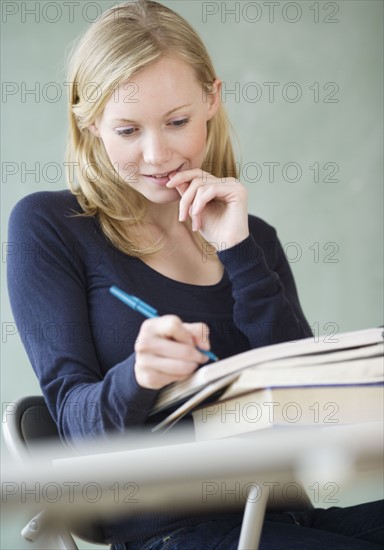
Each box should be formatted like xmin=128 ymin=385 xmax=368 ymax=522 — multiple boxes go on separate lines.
xmin=151 ymin=327 xmax=384 ymax=433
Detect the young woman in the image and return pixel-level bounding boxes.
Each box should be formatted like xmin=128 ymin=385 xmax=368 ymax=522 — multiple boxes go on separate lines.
xmin=7 ymin=1 xmax=383 ymax=548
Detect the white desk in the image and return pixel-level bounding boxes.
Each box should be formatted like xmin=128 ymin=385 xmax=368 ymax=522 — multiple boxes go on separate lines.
xmin=2 ymin=422 xmax=383 ymax=549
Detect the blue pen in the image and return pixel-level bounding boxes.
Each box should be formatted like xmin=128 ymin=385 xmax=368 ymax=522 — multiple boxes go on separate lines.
xmin=109 ymin=285 xmax=219 ymax=362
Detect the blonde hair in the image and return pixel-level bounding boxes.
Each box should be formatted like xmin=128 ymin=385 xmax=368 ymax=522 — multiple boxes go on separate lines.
xmin=66 ymin=0 xmax=238 ymax=256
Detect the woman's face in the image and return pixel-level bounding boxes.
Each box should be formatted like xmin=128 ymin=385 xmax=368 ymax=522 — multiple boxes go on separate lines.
xmin=90 ymin=56 xmax=221 ymax=204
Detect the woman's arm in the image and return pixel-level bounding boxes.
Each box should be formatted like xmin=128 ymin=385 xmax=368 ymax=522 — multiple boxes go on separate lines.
xmin=7 ymin=193 xmax=160 ymax=444
xmin=217 ymin=217 xmax=313 ymax=347
xmin=167 ymin=170 xmax=312 ymax=348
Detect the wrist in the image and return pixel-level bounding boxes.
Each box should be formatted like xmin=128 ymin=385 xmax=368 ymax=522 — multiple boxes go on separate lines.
xmin=218 ymin=231 xmax=250 ymax=251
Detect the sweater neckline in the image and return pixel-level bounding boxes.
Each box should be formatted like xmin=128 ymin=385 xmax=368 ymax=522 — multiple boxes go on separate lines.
xmin=132 ymin=256 xmax=229 ymax=292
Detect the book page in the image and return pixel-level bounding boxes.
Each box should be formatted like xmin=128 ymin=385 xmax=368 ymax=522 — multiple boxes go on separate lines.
xmin=154 ymin=327 xmax=384 ymax=413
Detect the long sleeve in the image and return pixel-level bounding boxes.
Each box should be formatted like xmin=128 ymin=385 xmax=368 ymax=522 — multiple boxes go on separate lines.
xmin=7 ymin=192 xmax=158 ymax=445
xmin=217 ymin=216 xmax=312 ymax=347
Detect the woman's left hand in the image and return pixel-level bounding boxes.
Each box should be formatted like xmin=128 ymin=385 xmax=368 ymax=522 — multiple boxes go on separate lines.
xmin=166 ymin=169 xmax=249 ymax=248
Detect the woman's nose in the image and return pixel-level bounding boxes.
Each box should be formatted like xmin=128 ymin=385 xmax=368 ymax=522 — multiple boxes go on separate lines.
xmin=142 ymin=132 xmax=171 ymax=167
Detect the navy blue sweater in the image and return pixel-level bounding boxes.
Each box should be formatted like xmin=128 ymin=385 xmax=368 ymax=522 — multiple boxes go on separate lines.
xmin=7 ymin=190 xmax=312 ymax=542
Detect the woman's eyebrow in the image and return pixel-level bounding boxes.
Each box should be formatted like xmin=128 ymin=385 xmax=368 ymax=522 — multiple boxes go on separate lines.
xmin=111 ymin=103 xmax=193 ymax=124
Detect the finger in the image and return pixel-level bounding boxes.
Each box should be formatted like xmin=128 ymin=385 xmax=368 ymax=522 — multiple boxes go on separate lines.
xmin=137 ymin=316 xmax=209 ymax=360
xmin=178 ymin=174 xmax=233 ymax=220
xmin=168 ymin=175 xmax=204 ymax=222
xmin=135 ymin=359 xmax=196 ymax=390
xmin=141 ymin=355 xmax=204 ymax=379
xmin=135 ymin=335 xmax=207 ymax=364
xmin=182 ymin=322 xmax=211 ymax=351
xmin=191 ymin=184 xmax=234 ymax=215
xmin=142 ymin=315 xmax=195 ymax=345
xmin=166 ymin=168 xmax=208 ymax=188
xmin=175 ymin=182 xmax=190 ymax=197
xmin=159 ymin=314 xmax=210 ymax=349
xmin=176 ymin=177 xmax=207 ymax=222
xmin=167 ymin=169 xmax=213 ymax=222
xmin=180 ymin=182 xmax=221 ymax=227
xmin=168 ymin=171 xmax=218 ymax=222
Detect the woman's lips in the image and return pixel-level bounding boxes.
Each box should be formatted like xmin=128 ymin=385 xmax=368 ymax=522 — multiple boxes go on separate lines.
xmin=144 ymin=174 xmax=171 ymax=185
xmin=142 ymin=165 xmax=183 ymax=186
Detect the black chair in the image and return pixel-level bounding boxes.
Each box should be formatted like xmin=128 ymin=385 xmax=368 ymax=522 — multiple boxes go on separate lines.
xmin=2 ymin=395 xmax=106 ymax=549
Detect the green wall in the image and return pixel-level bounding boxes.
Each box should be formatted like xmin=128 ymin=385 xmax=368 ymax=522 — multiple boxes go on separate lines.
xmin=1 ymin=1 xmax=383 ymax=548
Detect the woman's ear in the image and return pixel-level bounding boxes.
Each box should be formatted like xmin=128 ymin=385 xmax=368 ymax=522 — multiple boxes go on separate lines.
xmin=88 ymin=122 xmax=101 ymax=137
xmin=206 ymin=78 xmax=222 ymax=121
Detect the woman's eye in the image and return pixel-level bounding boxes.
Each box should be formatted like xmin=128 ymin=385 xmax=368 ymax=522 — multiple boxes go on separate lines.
xmin=115 ymin=127 xmax=135 ymax=136
xmin=169 ymin=118 xmax=189 ymax=128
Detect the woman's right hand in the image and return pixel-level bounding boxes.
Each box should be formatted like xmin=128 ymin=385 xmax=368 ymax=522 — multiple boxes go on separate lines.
xmin=134 ymin=315 xmax=211 ymax=389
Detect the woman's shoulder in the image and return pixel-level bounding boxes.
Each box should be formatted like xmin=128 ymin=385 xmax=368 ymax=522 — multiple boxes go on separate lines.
xmin=10 ymin=189 xmax=82 ymax=220
xmin=8 ymin=190 xmax=93 ymax=234
xmin=8 ymin=189 xmax=101 ymax=249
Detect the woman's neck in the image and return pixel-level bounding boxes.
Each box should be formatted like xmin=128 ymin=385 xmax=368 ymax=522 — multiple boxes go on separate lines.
xmin=144 ymin=201 xmax=182 ymax=237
